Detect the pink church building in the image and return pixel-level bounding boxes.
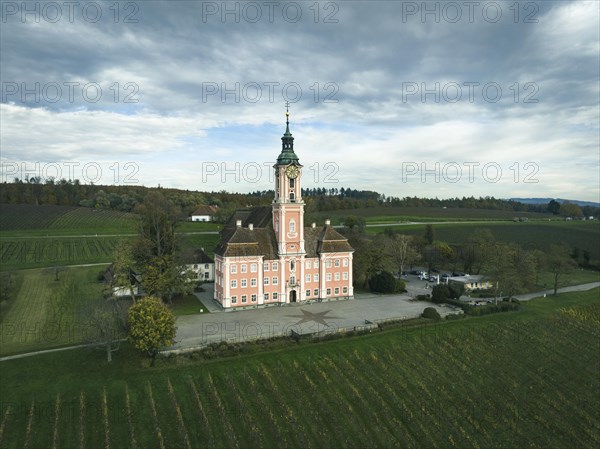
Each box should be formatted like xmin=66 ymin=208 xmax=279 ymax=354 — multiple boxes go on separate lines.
xmin=213 ymin=110 xmax=354 ymax=309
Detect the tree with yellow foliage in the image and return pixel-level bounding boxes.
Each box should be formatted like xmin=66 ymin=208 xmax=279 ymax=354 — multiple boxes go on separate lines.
xmin=128 ymin=296 xmax=176 ymax=366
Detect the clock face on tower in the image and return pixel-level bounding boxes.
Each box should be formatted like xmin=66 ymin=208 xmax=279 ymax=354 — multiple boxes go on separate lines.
xmin=285 ymin=165 xmax=299 ymax=179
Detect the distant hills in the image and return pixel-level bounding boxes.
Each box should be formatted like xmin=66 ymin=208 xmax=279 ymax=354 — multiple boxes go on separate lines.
xmin=510 ymin=198 xmax=600 ymax=208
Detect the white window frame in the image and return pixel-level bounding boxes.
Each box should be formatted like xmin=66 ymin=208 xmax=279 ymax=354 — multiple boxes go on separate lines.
xmin=231 ymin=265 xmax=237 ymax=274
xmin=231 ymin=280 xmax=237 ymax=288
xmin=241 ymin=264 xmax=247 ymax=273
xmin=241 ymin=279 xmax=247 ymax=288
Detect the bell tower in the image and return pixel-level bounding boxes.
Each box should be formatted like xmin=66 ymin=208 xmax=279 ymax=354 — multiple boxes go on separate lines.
xmin=272 ymin=103 xmax=305 ymax=298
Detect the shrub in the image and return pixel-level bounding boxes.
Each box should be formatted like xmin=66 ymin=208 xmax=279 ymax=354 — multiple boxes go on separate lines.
xmin=422 ymin=307 xmax=442 ymax=320
xmin=369 ymin=271 xmax=405 ymax=294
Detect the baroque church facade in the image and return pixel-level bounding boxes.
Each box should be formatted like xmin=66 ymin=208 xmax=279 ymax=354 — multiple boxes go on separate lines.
xmin=213 ymin=110 xmax=354 ymax=309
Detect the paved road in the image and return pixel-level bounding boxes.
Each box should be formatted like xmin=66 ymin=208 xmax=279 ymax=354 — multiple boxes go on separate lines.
xmin=513 ymin=282 xmax=600 ymax=301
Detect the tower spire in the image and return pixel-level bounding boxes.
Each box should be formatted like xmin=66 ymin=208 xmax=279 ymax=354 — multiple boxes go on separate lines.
xmin=284 ymin=101 xmax=291 ymax=136
xmin=277 ymin=103 xmax=298 ymax=164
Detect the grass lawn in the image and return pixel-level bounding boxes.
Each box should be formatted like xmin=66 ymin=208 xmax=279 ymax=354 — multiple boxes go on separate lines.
xmin=0 ymin=289 xmax=598 ymax=449
xmin=171 ymin=293 xmax=211 ymax=316
xmin=536 ymin=268 xmax=600 ymax=290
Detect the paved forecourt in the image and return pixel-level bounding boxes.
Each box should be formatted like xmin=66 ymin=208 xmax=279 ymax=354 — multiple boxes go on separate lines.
xmin=168 ymin=288 xmax=458 ymax=353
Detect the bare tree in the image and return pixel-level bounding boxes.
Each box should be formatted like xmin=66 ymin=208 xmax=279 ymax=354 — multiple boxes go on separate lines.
xmin=80 ymin=296 xmax=126 ymax=362
xmin=387 ymin=234 xmax=421 ymax=275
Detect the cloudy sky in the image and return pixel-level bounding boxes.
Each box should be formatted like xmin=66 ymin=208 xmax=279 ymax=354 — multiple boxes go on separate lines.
xmin=1 ymin=0 xmax=599 ymax=202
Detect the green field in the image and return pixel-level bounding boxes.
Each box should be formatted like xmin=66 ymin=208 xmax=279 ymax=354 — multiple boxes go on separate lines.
xmin=0 ymin=204 xmax=220 ymax=270
xmin=0 ymin=289 xmax=598 ymax=449
xmin=0 ymin=237 xmax=126 ymax=271
xmin=0 ymin=204 xmax=139 ymax=237
xmin=324 ymin=206 xmax=555 ymax=223
xmin=368 ymin=221 xmax=600 ymax=261
xmin=0 ymin=266 xmax=109 ymax=356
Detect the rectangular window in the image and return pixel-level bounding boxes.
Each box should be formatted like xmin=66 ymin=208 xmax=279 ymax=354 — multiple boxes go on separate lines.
xmin=251 ymin=263 xmax=257 ymax=272
xmin=241 ymin=279 xmax=247 ymax=288
xmin=290 ymin=276 xmax=296 ymax=285
xmin=241 ymin=264 xmax=247 ymax=273
xmin=273 ymin=292 xmax=278 ymax=300
xmin=326 ymin=273 xmax=332 ymax=281
xmin=264 ymin=262 xmax=269 ymax=271
xmin=251 ymin=294 xmax=257 ymax=302
xmin=231 ymin=296 xmax=237 ymax=304
xmin=289 ymin=221 xmax=296 ymax=232
xmin=264 ymin=293 xmax=270 ymax=301
xmin=305 ymin=274 xmax=311 ymax=282
xmin=343 ymin=258 xmax=348 ymax=267
xmin=314 ymin=289 xmax=319 ymax=296
xmin=343 ymin=286 xmax=348 ymax=294
xmin=334 ymin=273 xmax=340 ymax=281
xmin=251 ymin=278 xmax=257 ymax=287
xmin=272 ymin=277 xmax=278 ymax=285
xmin=205 ymin=264 xmax=209 ymax=269
xmin=193 ymin=264 xmax=198 ymax=269
xmin=326 ymin=288 xmax=331 ymax=295
xmin=231 ymin=265 xmax=237 ymax=274
xmin=314 ymin=260 xmax=319 ymax=268
xmin=204 ymin=272 xmax=209 ymax=279
xmin=334 ymin=287 xmax=340 ymax=295
xmin=241 ymin=295 xmax=247 ymax=303
xmin=306 ymin=260 xmax=311 ymax=269
xmin=326 ymin=260 xmax=332 ymax=268
xmin=231 ymin=280 xmax=237 ymax=288
xmin=334 ymin=259 xmax=340 ymax=267
xmin=264 ymin=277 xmax=270 ymax=285
xmin=343 ymin=272 xmax=349 ymax=280
xmin=314 ymin=274 xmax=319 ymax=282
xmin=306 ymin=290 xmax=311 ymax=297
xmin=273 ymin=262 xmax=278 ymax=270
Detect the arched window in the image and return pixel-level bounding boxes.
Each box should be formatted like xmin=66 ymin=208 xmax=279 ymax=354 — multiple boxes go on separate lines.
xmin=289 ymin=178 xmax=294 ymax=188
xmin=289 ymin=220 xmax=295 ymax=233
xmin=290 ymin=260 xmax=295 ymax=271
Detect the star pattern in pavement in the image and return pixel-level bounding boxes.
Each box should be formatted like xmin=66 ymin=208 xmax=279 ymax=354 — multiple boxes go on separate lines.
xmin=284 ymin=309 xmax=344 ymax=327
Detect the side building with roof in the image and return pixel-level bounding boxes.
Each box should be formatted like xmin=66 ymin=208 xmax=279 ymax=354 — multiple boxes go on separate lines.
xmin=213 ymin=110 xmax=354 ymax=308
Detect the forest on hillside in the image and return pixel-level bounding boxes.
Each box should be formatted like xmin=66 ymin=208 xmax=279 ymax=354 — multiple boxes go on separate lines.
xmin=1 ymin=178 xmax=597 ymax=220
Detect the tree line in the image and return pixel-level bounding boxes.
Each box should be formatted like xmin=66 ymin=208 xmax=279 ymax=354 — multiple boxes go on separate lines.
xmin=3 ymin=178 xmax=597 ymax=218
xmin=343 ymin=223 xmax=582 ymax=297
